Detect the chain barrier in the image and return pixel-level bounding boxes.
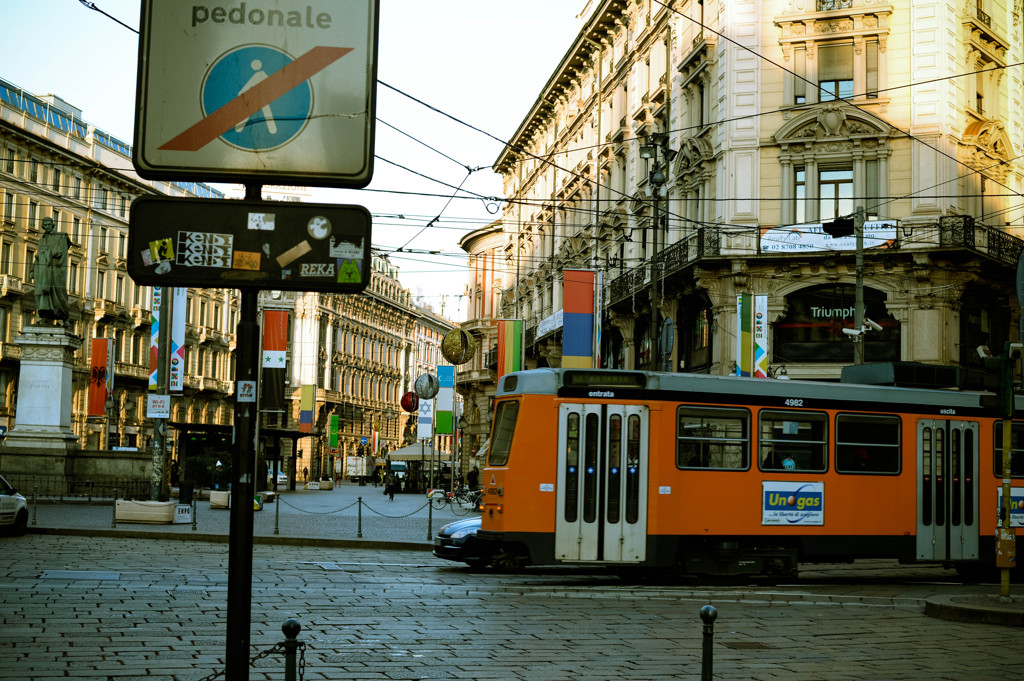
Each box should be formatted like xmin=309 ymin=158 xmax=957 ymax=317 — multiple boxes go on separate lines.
xmin=189 ymin=639 xmax=307 ymax=681
xmin=274 ymin=493 xmax=432 ymax=520
xmin=360 ymin=499 xmax=432 ymax=519
xmin=275 ymin=495 xmax=360 ymax=515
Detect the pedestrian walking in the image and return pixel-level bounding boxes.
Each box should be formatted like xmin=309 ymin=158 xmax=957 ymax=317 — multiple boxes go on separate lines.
xmin=467 ymin=466 xmax=479 ymax=491
xmin=385 ymin=470 xmax=397 ymax=501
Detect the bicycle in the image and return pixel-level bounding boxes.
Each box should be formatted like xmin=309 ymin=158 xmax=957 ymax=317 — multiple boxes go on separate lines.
xmin=427 ymin=486 xmax=481 ymax=515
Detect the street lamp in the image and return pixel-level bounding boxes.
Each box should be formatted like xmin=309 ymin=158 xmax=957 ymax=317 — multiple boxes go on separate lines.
xmin=641 ymin=133 xmax=677 ymax=371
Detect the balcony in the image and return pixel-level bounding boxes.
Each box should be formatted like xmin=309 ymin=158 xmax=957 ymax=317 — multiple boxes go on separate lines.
xmin=131 ymin=307 xmax=151 ymax=328
xmin=607 ymin=228 xmax=721 ymax=306
xmin=936 ymin=216 xmax=1024 ymax=266
xmin=92 ymin=299 xmax=115 ymax=321
xmin=0 ymin=275 xmax=23 ymax=296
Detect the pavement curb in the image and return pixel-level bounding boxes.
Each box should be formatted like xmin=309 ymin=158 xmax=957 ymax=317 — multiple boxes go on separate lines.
xmin=924 ymin=594 xmax=1024 ymax=626
xmin=26 ymin=526 xmax=434 ymax=552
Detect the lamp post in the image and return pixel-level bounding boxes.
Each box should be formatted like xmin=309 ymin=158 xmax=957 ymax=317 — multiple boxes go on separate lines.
xmin=640 ymin=133 xmax=677 ymax=370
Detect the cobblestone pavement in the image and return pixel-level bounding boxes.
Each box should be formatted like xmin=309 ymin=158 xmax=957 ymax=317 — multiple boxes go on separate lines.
xmin=3 ymin=531 xmax=1024 ymax=681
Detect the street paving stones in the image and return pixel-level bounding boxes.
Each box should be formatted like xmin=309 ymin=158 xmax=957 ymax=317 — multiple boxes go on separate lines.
xmin=2 ymin=482 xmax=1023 ymax=680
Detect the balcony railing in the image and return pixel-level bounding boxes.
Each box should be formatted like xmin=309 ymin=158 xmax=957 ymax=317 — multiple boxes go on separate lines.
xmin=607 ymin=227 xmax=720 ymax=305
xmin=937 ymin=215 xmax=1024 ymax=266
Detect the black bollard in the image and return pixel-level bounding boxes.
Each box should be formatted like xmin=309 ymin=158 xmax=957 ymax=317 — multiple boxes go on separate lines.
xmin=112 ymin=488 xmax=118 ymax=528
xmin=357 ymin=497 xmax=363 ymax=538
xmin=700 ymin=605 xmax=717 ymax=681
xmin=32 ymin=485 xmax=37 ymax=526
xmin=282 ymin=618 xmax=301 ymax=681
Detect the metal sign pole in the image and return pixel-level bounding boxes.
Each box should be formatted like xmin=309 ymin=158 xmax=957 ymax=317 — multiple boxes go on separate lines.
xmin=225 ymin=185 xmax=262 ymax=681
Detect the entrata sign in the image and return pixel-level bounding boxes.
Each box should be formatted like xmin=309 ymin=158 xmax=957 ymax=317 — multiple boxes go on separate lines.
xmin=134 ymin=0 xmax=379 ymax=187
xmin=127 ymin=196 xmax=372 ymax=292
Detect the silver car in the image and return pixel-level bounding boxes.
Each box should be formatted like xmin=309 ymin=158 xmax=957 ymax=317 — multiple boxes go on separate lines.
xmin=0 ymin=474 xmax=28 ymax=536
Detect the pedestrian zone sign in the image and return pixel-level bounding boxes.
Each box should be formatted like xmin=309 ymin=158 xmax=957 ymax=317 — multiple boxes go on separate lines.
xmin=134 ymin=0 xmax=379 ymax=187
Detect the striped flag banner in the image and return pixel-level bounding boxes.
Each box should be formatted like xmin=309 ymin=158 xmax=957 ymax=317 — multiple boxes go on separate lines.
xmin=261 ymin=310 xmax=289 ymax=411
xmin=562 ymin=269 xmax=596 ymax=368
xmin=496 ymin=319 xmax=522 ymax=381
xmin=299 ymin=384 xmax=315 ymax=433
xmin=149 ymin=287 xmax=161 ymax=391
xmin=88 ymin=338 xmax=114 ymax=416
xmin=436 ymin=365 xmax=454 ymax=434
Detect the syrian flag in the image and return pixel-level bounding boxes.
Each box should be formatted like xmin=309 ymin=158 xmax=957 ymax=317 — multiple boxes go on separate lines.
xmin=261 ymin=310 xmax=288 ymax=411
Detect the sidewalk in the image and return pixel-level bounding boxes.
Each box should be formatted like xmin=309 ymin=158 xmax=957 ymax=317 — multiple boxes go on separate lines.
xmin=25 ymin=480 xmax=459 ymax=550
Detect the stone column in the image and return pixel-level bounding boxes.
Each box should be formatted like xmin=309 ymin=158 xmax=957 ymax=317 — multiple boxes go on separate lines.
xmin=1 ymin=327 xmax=83 ymax=474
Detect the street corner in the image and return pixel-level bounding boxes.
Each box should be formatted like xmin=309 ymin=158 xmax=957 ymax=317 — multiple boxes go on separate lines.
xmin=924 ymin=593 xmax=1024 ymax=626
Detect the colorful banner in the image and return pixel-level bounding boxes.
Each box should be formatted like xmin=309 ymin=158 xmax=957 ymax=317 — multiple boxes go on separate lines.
xmin=299 ymin=384 xmax=315 ymax=433
xmin=261 ymin=309 xmax=289 ymax=411
xmin=736 ymin=293 xmax=753 ymax=377
xmin=169 ymin=288 xmax=187 ymax=392
xmin=436 ymin=365 xmax=454 ymax=434
xmin=149 ymin=287 xmax=161 ymax=391
xmin=88 ymin=338 xmax=114 ymax=416
xmin=754 ymin=295 xmax=769 ymax=378
xmin=496 ymin=319 xmax=522 ymax=381
xmin=562 ymin=269 xmax=596 ymax=368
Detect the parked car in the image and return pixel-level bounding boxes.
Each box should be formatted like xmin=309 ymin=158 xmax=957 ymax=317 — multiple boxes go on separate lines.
xmin=0 ymin=474 xmax=28 ymax=536
xmin=433 ymin=516 xmax=490 ymax=568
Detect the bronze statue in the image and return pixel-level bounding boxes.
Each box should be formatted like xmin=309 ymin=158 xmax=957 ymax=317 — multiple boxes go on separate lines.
xmin=33 ymin=217 xmax=71 ymax=325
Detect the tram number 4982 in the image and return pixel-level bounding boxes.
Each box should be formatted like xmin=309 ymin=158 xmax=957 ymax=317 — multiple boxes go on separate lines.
xmin=784 ymin=398 xmax=805 ymax=407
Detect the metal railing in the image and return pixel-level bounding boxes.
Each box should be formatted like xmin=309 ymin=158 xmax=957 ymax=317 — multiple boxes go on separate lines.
xmin=8 ymin=474 xmax=150 ymax=501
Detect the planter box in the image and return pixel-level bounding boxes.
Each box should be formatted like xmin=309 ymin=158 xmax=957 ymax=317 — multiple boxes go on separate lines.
xmin=115 ymin=500 xmax=176 ymax=524
xmin=209 ymin=490 xmax=231 ymax=509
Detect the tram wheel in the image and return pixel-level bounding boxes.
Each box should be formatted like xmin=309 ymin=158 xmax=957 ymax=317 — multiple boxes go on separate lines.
xmin=492 ymin=547 xmax=528 ymax=572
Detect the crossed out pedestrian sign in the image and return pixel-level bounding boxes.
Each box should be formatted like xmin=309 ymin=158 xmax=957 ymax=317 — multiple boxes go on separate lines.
xmin=134 ymin=0 xmax=379 ymax=187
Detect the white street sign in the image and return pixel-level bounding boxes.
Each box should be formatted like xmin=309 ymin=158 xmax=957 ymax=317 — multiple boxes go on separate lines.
xmin=134 ymin=0 xmax=378 ymax=187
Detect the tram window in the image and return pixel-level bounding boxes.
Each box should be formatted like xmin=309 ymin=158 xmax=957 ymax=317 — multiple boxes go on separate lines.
xmin=758 ymin=410 xmax=828 ymax=472
xmin=676 ymin=406 xmax=750 ymax=470
xmin=488 ymin=400 xmax=519 ymax=466
xmin=992 ymin=422 xmax=1024 ymax=478
xmin=835 ymin=414 xmax=901 ymax=474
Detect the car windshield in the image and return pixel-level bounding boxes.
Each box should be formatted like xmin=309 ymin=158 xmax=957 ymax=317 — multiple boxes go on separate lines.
xmin=0 ymin=476 xmax=15 ymax=495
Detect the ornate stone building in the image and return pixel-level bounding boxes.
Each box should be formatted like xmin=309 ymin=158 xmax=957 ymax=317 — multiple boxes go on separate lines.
xmin=0 ymin=76 xmax=231 ymax=461
xmin=493 ymin=0 xmax=1024 ymax=386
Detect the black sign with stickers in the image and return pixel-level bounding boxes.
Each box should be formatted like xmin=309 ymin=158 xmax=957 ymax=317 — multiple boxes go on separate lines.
xmin=127 ymin=196 xmax=371 ymax=292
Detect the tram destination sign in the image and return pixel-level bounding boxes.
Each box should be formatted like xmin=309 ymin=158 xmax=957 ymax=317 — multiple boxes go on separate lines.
xmin=127 ymin=196 xmax=371 ymax=293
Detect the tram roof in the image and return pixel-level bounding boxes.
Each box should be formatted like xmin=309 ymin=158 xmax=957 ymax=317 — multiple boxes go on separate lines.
xmin=494 ymin=368 xmax=1002 ymax=413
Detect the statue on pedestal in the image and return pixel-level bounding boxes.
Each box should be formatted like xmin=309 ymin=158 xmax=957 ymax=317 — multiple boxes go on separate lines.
xmin=33 ymin=217 xmax=72 ymax=325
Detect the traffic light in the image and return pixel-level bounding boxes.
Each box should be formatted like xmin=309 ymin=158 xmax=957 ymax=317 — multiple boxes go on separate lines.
xmin=980 ymin=343 xmax=1021 ymax=416
xmin=822 ymin=216 xmax=855 ymax=238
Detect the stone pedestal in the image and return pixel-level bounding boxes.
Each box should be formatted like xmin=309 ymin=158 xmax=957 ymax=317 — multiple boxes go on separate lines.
xmin=3 ymin=326 xmax=83 ymax=462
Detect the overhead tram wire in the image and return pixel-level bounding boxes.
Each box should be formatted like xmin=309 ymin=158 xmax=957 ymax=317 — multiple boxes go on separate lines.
xmin=73 ymin=0 xmax=1024 ymax=248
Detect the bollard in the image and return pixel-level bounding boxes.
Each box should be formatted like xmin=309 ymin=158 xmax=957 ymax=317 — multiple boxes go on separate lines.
xmin=112 ymin=488 xmax=118 ymax=528
xmin=700 ymin=605 xmax=717 ymax=681
xmin=274 ymin=489 xmax=280 ymax=535
xmin=282 ymin=618 xmax=301 ymax=681
xmin=31 ymin=485 xmax=38 ymax=526
xmin=87 ymin=480 xmax=92 ymax=505
xmin=357 ymin=497 xmax=363 ymax=538
xmin=191 ymin=498 xmax=197 ymax=532
xmin=427 ymin=498 xmax=433 ymax=540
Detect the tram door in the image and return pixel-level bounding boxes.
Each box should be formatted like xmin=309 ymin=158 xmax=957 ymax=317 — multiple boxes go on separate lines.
xmin=555 ymin=403 xmax=649 ymax=562
xmin=916 ymin=419 xmax=979 ymax=561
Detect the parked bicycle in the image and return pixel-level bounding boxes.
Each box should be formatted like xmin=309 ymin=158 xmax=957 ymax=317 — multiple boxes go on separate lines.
xmin=427 ymin=486 xmax=481 ymax=515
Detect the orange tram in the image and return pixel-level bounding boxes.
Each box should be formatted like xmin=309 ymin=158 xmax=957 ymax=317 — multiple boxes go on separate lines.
xmin=476 ymin=368 xmax=1023 ymax=577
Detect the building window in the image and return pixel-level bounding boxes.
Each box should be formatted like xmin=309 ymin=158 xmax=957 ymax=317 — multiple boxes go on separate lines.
xmin=24 ymin=248 xmax=33 ymax=280
xmin=97 ymin=270 xmax=106 ymax=299
xmin=52 ymin=167 xmax=62 ymax=193
xmin=116 ymin=276 xmax=124 ymax=305
xmin=119 ymin=195 xmax=127 ymax=217
xmin=3 ymin=148 xmax=13 ymax=174
xmin=28 ymin=201 xmax=37 ymax=228
xmin=818 ymin=168 xmax=853 ymax=221
xmin=73 ymin=176 xmax=81 ymax=199
xmin=30 ymin=158 xmax=39 ymax=183
xmin=3 ymin=193 xmax=12 ymax=222
xmin=1 ymin=242 xmax=10 ymax=271
xmin=817 ymin=43 xmax=853 ymax=101
xmin=72 ymin=217 xmax=80 ymax=243
xmin=51 ymin=210 xmax=60 ymax=232
xmin=69 ymin=262 xmax=79 ymax=294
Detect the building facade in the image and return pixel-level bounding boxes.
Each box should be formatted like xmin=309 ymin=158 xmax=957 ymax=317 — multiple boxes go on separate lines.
xmin=457 ymin=220 xmax=504 ymax=464
xmin=493 ymin=0 xmax=1024 ymax=386
xmin=0 ymin=76 xmax=232 ymax=462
